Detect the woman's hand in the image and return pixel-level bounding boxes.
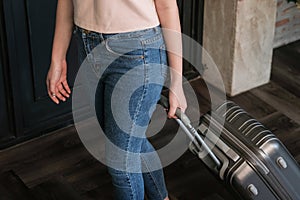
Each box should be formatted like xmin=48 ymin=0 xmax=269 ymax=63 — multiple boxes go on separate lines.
xmin=46 ymin=59 xmax=71 ymax=104
xmin=168 ymin=84 xmax=187 ymax=118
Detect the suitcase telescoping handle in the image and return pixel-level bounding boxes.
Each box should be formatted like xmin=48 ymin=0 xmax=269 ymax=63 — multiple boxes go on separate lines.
xmin=159 ymin=95 xmax=222 ymax=169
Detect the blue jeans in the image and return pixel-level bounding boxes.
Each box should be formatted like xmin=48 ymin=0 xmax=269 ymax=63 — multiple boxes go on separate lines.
xmin=74 ymin=25 xmax=168 ymax=200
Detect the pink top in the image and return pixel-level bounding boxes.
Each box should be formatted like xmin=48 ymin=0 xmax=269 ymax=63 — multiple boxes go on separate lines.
xmin=73 ymin=0 xmax=160 ymax=33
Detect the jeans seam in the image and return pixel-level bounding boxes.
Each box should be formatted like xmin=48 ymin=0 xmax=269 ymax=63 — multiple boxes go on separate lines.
xmin=124 ymin=67 xmax=148 ymax=200
xmin=141 ymin=156 xmax=165 ymax=200
xmin=126 ymin=173 xmax=135 ymax=200
xmin=126 ymin=64 xmax=148 ymax=169
xmin=159 ymin=43 xmax=167 ymax=78
xmin=127 ymin=74 xmax=148 ymax=141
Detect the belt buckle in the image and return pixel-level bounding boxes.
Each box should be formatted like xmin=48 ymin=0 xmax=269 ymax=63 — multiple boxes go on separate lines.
xmin=83 ymin=29 xmax=91 ymax=34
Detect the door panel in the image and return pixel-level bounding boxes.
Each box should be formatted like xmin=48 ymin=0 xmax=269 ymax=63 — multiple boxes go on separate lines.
xmin=0 ymin=57 xmax=14 ymax=143
xmin=0 ymin=0 xmax=15 ymax=144
xmin=2 ymin=0 xmax=78 ymax=139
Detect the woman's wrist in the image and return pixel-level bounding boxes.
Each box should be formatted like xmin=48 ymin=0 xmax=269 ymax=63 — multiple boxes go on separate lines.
xmin=51 ymin=56 xmax=66 ymax=66
xmin=170 ymin=79 xmax=183 ymax=92
xmin=170 ymin=77 xmax=182 ymax=86
xmin=169 ymin=68 xmax=183 ymax=85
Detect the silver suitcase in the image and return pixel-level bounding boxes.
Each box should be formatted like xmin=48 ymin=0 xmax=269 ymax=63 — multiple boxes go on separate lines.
xmin=159 ymin=96 xmax=300 ymax=199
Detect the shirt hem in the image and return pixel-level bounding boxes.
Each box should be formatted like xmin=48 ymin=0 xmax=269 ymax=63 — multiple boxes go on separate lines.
xmin=74 ymin=19 xmax=161 ymax=34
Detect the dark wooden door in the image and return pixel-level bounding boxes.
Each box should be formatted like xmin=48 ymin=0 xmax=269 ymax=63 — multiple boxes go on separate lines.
xmin=0 ymin=0 xmax=16 ymax=146
xmin=0 ymin=0 xmax=79 ymax=149
xmin=0 ymin=44 xmax=14 ymax=144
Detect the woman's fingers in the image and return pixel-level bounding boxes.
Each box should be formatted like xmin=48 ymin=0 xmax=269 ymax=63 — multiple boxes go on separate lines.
xmin=48 ymin=79 xmax=59 ymax=104
xmin=62 ymin=80 xmax=71 ymax=94
xmin=48 ymin=83 xmax=70 ymax=104
xmin=168 ymin=104 xmax=178 ymax=119
xmin=59 ymin=88 xmax=70 ymax=99
xmin=167 ymin=86 xmax=187 ymax=118
xmin=47 ymin=79 xmax=60 ymax=104
xmin=56 ymin=92 xmax=66 ymax=102
xmin=58 ymin=83 xmax=70 ymax=100
xmin=47 ymin=76 xmax=69 ymax=104
xmin=48 ymin=91 xmax=59 ymax=104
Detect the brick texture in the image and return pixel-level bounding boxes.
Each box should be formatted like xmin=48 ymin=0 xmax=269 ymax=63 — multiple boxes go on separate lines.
xmin=274 ymin=0 xmax=300 ymax=48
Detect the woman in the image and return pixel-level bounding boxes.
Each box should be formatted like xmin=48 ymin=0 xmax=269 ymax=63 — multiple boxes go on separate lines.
xmin=46 ymin=0 xmax=187 ymax=199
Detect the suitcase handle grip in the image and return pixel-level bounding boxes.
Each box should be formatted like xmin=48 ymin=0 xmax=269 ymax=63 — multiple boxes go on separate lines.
xmin=159 ymin=95 xmax=222 ymax=169
xmin=158 ymin=95 xmax=190 ymax=124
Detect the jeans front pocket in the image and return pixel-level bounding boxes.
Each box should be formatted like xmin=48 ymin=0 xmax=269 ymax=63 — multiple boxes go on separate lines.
xmin=105 ymin=37 xmax=144 ymax=60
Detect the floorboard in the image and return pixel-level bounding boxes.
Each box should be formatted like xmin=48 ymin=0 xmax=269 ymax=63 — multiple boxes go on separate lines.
xmin=251 ymin=81 xmax=300 ymax=124
xmin=229 ymin=92 xmax=277 ymax=120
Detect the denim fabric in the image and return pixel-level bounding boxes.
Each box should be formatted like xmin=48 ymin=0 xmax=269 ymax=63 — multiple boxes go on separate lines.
xmin=74 ymin=25 xmax=168 ymax=200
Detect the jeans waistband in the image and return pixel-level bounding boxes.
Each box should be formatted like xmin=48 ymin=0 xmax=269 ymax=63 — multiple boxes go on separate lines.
xmin=74 ymin=25 xmax=162 ymax=40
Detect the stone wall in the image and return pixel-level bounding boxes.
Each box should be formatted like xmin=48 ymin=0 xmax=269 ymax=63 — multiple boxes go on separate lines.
xmin=274 ymin=0 xmax=300 ymax=48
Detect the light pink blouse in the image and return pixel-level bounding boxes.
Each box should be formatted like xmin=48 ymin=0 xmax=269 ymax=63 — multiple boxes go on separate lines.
xmin=73 ymin=0 xmax=160 ymax=33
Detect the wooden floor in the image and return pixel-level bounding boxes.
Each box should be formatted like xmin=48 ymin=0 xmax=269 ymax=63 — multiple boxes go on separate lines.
xmin=0 ymin=41 xmax=299 ymax=200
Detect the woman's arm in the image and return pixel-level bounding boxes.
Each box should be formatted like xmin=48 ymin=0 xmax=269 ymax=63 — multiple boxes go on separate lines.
xmin=154 ymin=0 xmax=187 ymax=118
xmin=46 ymin=0 xmax=74 ymax=104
